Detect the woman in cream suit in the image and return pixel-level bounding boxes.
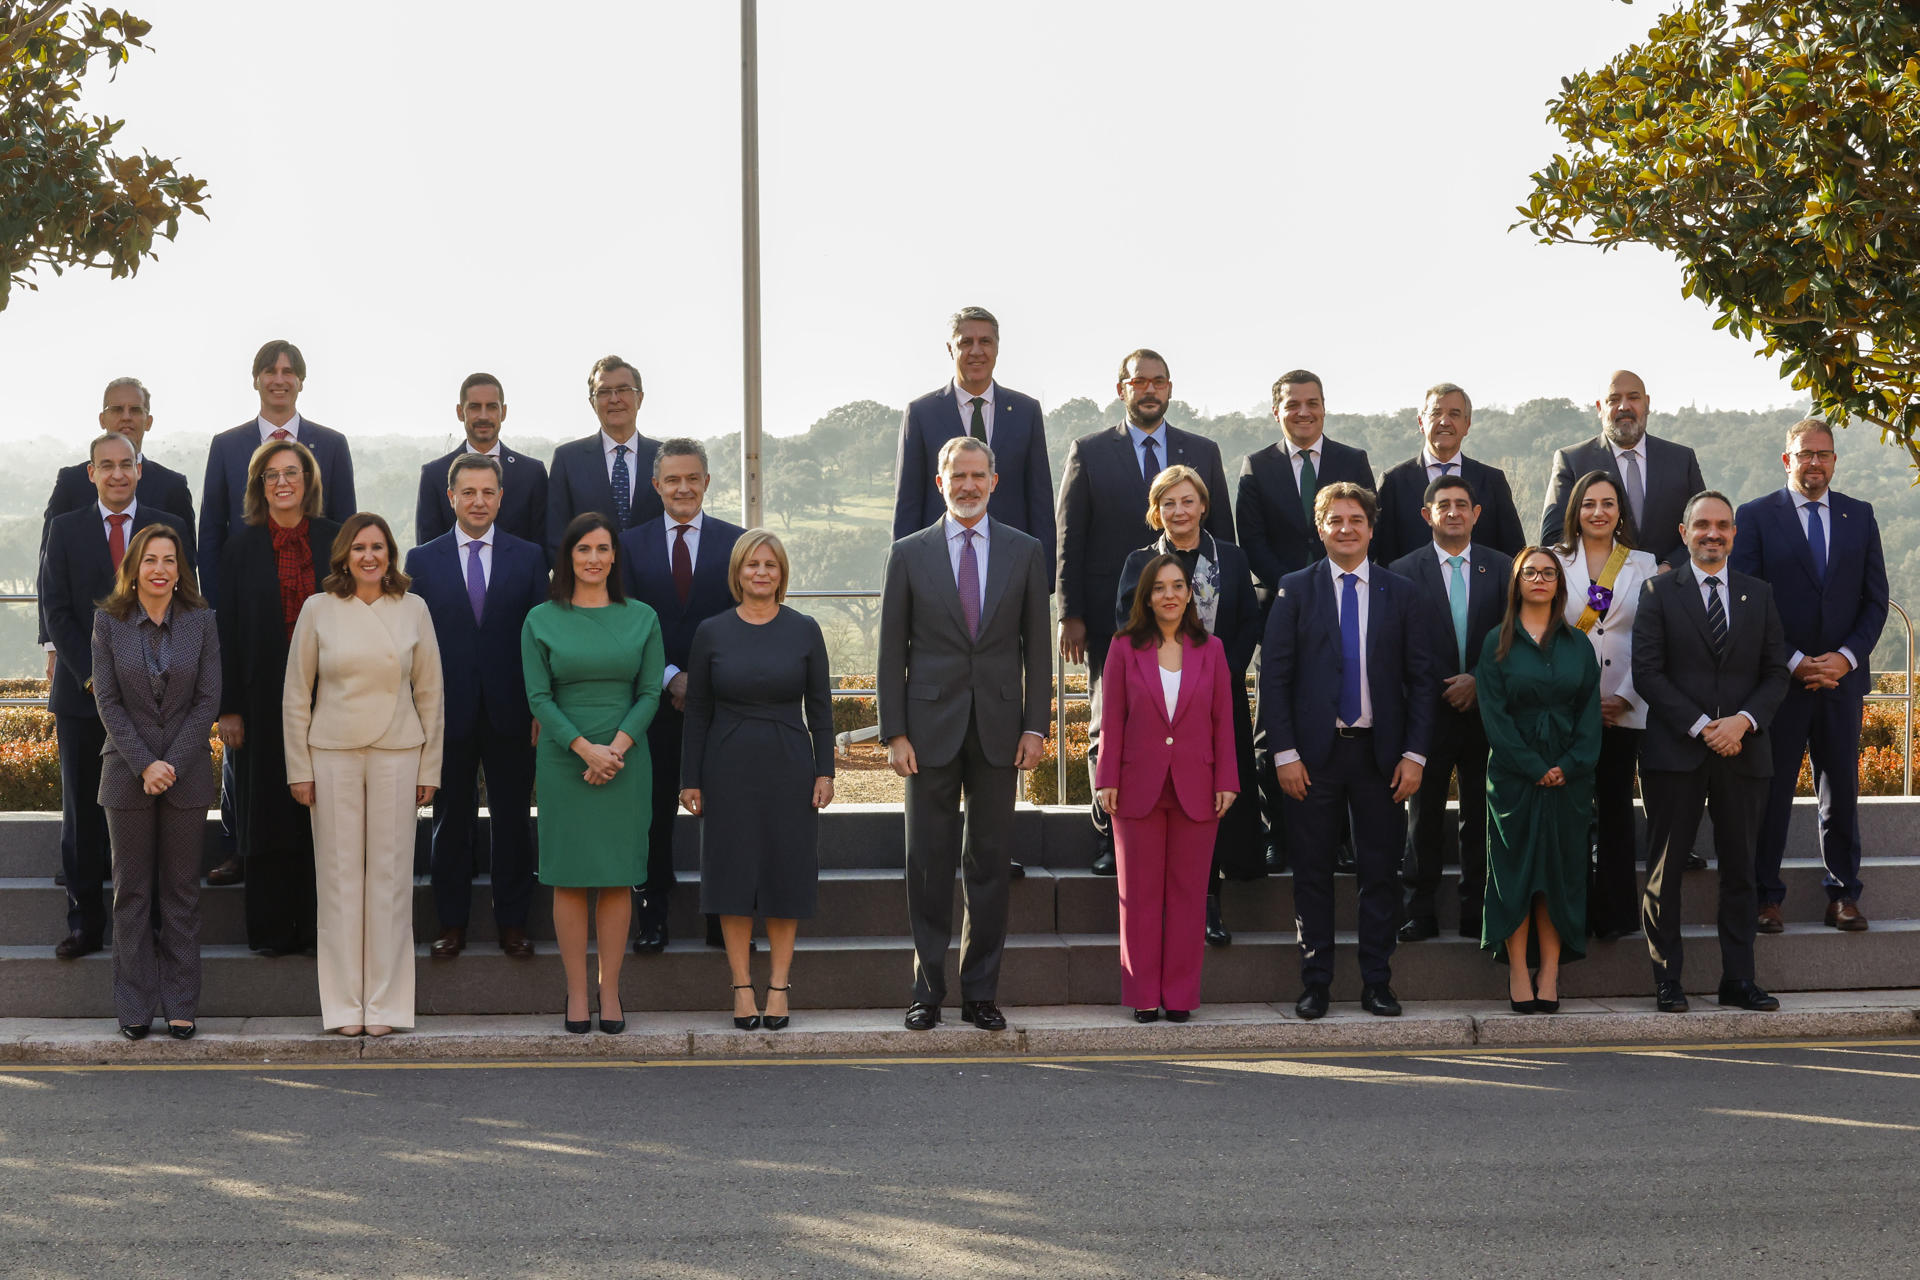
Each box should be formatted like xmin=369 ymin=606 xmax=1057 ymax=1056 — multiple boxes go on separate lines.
xmin=1552 ymin=472 xmax=1657 ymax=941
xmin=284 ymin=513 xmax=444 ymax=1036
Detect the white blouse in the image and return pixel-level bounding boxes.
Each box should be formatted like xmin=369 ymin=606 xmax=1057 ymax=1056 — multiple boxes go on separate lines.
xmin=1159 ymin=665 xmax=1181 ymax=720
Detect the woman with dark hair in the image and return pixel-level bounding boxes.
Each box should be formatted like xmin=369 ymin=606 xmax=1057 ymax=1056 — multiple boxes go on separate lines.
xmin=1095 ymin=553 xmax=1238 ymax=1023
xmin=216 ymin=439 xmax=338 ymax=957
xmin=1115 ymin=465 xmax=1262 ymax=945
xmin=283 ymin=512 xmax=443 ymax=1037
xmin=522 ymin=512 xmax=664 ymax=1034
xmin=91 ymin=525 xmax=221 ymax=1040
xmin=1552 ymin=470 xmax=1659 ymax=939
xmin=1478 ymin=547 xmax=1602 ymax=1013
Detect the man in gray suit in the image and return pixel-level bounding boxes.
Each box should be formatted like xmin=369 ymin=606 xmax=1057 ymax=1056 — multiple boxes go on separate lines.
xmin=879 ymin=436 xmax=1051 ymax=1032
xmin=1540 ymin=369 xmax=1706 ymax=562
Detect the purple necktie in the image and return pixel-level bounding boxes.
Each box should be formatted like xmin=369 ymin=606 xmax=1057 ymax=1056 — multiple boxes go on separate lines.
xmin=466 ymin=539 xmax=486 ymax=625
xmin=957 ymin=528 xmax=980 ymax=638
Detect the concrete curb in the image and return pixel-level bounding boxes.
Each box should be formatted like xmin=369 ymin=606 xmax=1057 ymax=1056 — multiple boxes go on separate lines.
xmin=3 ymin=992 xmax=1915 ymax=1065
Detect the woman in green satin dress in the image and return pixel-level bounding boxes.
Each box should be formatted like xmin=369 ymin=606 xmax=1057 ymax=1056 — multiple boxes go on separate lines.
xmin=1478 ymin=547 xmax=1602 ymax=1013
xmin=522 ymin=513 xmax=664 ymax=1034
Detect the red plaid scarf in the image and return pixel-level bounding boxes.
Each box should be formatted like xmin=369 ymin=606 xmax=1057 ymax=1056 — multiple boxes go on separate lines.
xmin=269 ymin=518 xmax=315 ymax=640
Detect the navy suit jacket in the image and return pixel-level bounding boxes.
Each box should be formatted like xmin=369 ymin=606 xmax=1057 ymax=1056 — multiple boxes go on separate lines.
xmin=619 ymin=513 xmax=747 ymax=675
xmin=1386 ymin=543 xmax=1512 ymax=681
xmin=199 ymin=418 xmax=356 ymax=607
xmin=1236 ymin=436 xmax=1374 ymax=606
xmin=415 ymin=443 xmax=550 ymax=548
xmin=546 ymin=432 xmax=662 ymax=559
xmin=404 ymin=528 xmax=550 ymax=743
xmin=892 ymin=383 xmax=1056 ymax=553
xmin=37 ymin=458 xmax=197 ymax=644
xmin=40 ymin=504 xmax=195 ymax=719
xmin=1730 ymin=487 xmax=1888 ymax=698
xmin=1374 ymin=454 xmax=1525 ymax=565
xmin=1258 ymin=561 xmax=1436 ymax=777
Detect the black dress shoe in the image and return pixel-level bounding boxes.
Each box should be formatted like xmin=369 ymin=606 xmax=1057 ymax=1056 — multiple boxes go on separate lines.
xmin=119 ymin=1024 xmax=148 ymax=1040
xmin=763 ymin=983 xmax=790 ymax=1031
xmin=960 ymin=1000 xmax=1007 ymax=1030
xmin=1509 ymin=999 xmax=1536 ymax=1015
xmin=598 ymin=1017 xmax=626 ymax=1034
xmin=632 ymin=922 xmax=668 ymax=954
xmin=1684 ymin=850 xmax=1709 ymax=872
xmin=563 ymin=990 xmax=591 ymax=1034
xmin=1009 ymin=861 xmax=1026 ymax=880
xmin=1716 ymin=979 xmax=1780 ymax=1012
xmin=1360 ymin=983 xmax=1402 ymax=1017
xmin=1090 ymin=848 xmax=1117 ymax=877
xmin=1133 ymin=1008 xmax=1160 ymax=1023
xmin=1532 ymin=998 xmax=1560 ymax=1014
xmin=1264 ymin=840 xmax=1287 ymax=874
xmin=1655 ymin=980 xmax=1690 ymax=1013
xmin=904 ymin=1001 xmax=941 ymax=1031
xmin=1295 ymin=985 xmax=1330 ymax=1020
xmin=1205 ymin=894 xmax=1231 ymax=947
xmin=430 ymin=927 xmax=466 ymax=958
xmin=167 ymin=1022 xmax=197 ymax=1040
xmin=1163 ymin=1009 xmax=1190 ymax=1023
xmin=54 ymin=931 xmax=103 ymax=959
xmin=1398 ymin=916 xmax=1439 ymax=943
xmin=206 ymin=856 xmax=244 ymax=886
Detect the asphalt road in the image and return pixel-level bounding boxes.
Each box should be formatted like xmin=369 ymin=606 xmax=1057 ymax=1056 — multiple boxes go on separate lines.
xmin=3 ymin=1040 xmax=1917 ymax=1279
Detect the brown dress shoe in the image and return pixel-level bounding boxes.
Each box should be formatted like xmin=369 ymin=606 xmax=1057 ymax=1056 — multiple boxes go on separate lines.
xmin=430 ymin=927 xmax=467 ymax=957
xmin=206 ymin=856 xmax=244 ymax=886
xmin=1825 ymin=899 xmax=1869 ymax=932
xmin=1756 ymin=904 xmax=1785 ymax=934
xmin=499 ymin=927 xmax=534 ymax=958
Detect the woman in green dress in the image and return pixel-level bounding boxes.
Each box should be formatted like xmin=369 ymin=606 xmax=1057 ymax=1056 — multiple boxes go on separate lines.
xmin=1478 ymin=547 xmax=1602 ymax=1014
xmin=522 ymin=512 xmax=664 ymax=1035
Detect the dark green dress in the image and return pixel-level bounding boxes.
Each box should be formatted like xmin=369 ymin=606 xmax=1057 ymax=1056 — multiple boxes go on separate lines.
xmin=1477 ymin=622 xmax=1602 ymax=962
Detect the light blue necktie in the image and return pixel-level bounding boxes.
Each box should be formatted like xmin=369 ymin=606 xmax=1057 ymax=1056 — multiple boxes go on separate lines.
xmin=1806 ymin=501 xmax=1828 ymax=583
xmin=1338 ymin=572 xmax=1362 ymax=725
xmin=1446 ymin=554 xmax=1468 ymax=669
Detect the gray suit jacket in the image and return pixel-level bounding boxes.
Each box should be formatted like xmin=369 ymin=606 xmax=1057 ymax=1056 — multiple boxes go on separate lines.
xmin=90 ymin=604 xmax=222 ymax=810
xmin=877 ymin=517 xmax=1051 ymax=769
xmin=1540 ymin=433 xmax=1705 ymax=563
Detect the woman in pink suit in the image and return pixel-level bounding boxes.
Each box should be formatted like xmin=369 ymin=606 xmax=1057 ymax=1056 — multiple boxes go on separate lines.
xmin=1095 ymin=553 xmax=1239 ymax=1023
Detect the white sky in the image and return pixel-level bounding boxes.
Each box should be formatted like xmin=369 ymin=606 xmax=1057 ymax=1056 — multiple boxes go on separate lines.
xmin=0 ymin=0 xmax=1801 ymax=456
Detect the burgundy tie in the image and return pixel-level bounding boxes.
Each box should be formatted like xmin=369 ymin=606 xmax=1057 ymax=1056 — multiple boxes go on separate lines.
xmin=270 ymin=428 xmax=291 ymax=441
xmin=957 ymin=528 xmax=981 ymax=638
xmin=672 ymin=524 xmax=693 ymax=606
xmin=107 ymin=513 xmax=129 ymax=570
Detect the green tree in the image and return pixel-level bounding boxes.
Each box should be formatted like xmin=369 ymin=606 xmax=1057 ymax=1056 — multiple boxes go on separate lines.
xmin=2 ymin=3 xmax=206 ymax=310
xmin=1519 ymin=1 xmax=1920 ymax=468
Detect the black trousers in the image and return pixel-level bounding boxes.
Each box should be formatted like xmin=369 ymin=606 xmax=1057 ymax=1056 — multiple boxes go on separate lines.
xmin=1083 ymin=630 xmax=1114 ymax=843
xmin=905 ymin=715 xmax=1016 ymax=1005
xmin=1286 ymin=733 xmax=1403 ymax=988
xmin=1402 ymin=710 xmax=1487 ymax=922
xmin=636 ymin=704 xmax=685 ymax=925
xmin=430 ymin=705 xmax=537 ymax=931
xmin=1642 ymin=763 xmax=1766 ymax=986
xmin=55 ymin=712 xmax=110 ymax=939
xmin=1589 ymin=726 xmax=1643 ymax=935
xmin=245 ymin=848 xmax=316 ymax=954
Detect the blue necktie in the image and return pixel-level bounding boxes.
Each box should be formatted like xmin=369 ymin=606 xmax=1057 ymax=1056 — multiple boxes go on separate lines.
xmin=1446 ymin=554 xmax=1468 ymax=669
xmin=465 ymin=540 xmax=486 ymax=626
xmin=1339 ymin=572 xmax=1362 ymax=725
xmin=1806 ymin=501 xmax=1827 ymax=583
xmin=611 ymin=444 xmax=632 ymax=529
xmin=1140 ymin=433 xmax=1159 ymax=487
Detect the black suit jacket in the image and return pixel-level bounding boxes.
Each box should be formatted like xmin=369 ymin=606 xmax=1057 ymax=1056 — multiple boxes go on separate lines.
xmin=40 ymin=504 xmax=194 ymax=718
xmin=405 ymin=529 xmax=550 ymax=743
xmin=546 ymin=432 xmax=662 ymax=559
xmin=1631 ymin=563 xmax=1790 ymax=776
xmin=619 ymin=513 xmax=747 ymax=674
xmin=1236 ymin=436 xmax=1374 ymax=606
xmin=199 ymin=418 xmax=356 ymax=607
xmin=1540 ymin=433 xmax=1704 ymax=563
xmin=1055 ymin=423 xmax=1233 ymax=635
xmin=415 ymin=443 xmax=550 ymax=547
xmin=1374 ymin=454 xmax=1525 ymax=565
xmin=892 ymin=383 xmax=1055 ymax=552
xmin=37 ymin=458 xmax=197 ymax=644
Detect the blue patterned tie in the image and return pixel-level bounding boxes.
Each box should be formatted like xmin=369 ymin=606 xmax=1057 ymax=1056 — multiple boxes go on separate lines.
xmin=465 ymin=539 xmax=486 ymax=626
xmin=1806 ymin=501 xmax=1827 ymax=583
xmin=1339 ymin=572 xmax=1362 ymax=725
xmin=611 ymin=444 xmax=632 ymax=529
xmin=1446 ymin=554 xmax=1469 ymax=668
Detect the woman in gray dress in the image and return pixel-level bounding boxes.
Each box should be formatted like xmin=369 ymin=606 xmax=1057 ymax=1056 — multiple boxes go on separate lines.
xmin=678 ymin=530 xmax=834 ymax=1031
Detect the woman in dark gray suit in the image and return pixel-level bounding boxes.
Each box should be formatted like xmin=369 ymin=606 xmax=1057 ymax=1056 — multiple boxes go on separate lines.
xmin=90 ymin=524 xmax=221 ymax=1041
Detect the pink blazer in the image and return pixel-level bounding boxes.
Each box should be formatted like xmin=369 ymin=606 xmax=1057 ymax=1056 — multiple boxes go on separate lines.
xmin=1094 ymin=632 xmax=1238 ymax=823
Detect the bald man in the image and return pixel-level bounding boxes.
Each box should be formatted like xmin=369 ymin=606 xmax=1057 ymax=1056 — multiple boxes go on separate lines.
xmin=1539 ymin=370 xmax=1705 ymax=564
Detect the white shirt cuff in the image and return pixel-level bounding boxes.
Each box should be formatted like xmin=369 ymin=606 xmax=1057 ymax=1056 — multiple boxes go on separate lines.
xmin=1789 ymin=650 xmax=1808 ymax=673
xmin=662 ymin=664 xmax=680 ymax=690
xmin=1275 ymin=749 xmax=1302 ymax=767
xmin=43 ymin=642 xmax=55 ymax=652
xmin=1740 ymin=711 xmax=1759 ymax=732
xmin=1021 ymin=730 xmax=1044 ymax=739
xmin=1688 ymin=714 xmax=1710 ymax=738
xmin=1402 ymin=753 xmax=1426 ymax=767
xmin=1840 ymin=647 xmax=1859 ymax=671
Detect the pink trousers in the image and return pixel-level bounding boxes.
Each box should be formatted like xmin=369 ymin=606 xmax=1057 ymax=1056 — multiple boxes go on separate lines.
xmin=1114 ymin=777 xmax=1217 ymax=1012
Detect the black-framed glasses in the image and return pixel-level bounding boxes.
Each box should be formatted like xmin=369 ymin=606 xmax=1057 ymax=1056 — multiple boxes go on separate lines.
xmin=1791 ymin=449 xmax=1836 ymax=463
xmin=1519 ymin=566 xmax=1561 ymax=581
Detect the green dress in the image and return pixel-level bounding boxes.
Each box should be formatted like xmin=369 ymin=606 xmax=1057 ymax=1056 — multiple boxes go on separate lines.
xmin=1477 ymin=622 xmax=1602 ymax=963
xmin=521 ymin=599 xmax=665 ymax=887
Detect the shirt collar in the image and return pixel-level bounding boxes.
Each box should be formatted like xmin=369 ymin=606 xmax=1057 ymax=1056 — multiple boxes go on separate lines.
xmin=944 ymin=514 xmax=989 ymax=543
xmin=258 ymin=412 xmax=303 ymax=442
xmin=98 ymin=497 xmax=138 ymax=523
xmin=953 ymin=380 xmax=996 ymax=406
xmin=601 ymin=429 xmax=637 ymax=457
xmin=1691 ymin=561 xmax=1725 ymax=583
xmin=671 ymin=511 xmax=705 ymax=533
xmin=460 ymin=524 xmax=496 ymax=549
xmin=1286 ymin=435 xmax=1322 ymax=460
xmin=1607 ymin=437 xmax=1644 ymax=460
xmin=1422 ymin=447 xmax=1465 ymax=470
xmin=468 ymin=440 xmax=502 ymax=458
xmin=1126 ymin=421 xmax=1163 ymax=446
xmin=1328 ymin=556 xmax=1370 ymax=587
xmin=1433 ymin=541 xmax=1471 ymax=566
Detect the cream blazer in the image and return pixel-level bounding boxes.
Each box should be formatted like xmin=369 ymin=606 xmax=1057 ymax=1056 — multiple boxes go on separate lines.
xmin=282 ymin=591 xmax=445 ymax=787
xmin=1556 ymin=543 xmax=1658 ymax=730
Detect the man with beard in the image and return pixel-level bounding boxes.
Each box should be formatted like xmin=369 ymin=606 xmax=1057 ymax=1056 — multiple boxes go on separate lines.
xmin=1056 ymin=350 xmax=1233 ymax=875
xmin=1373 ymin=382 xmax=1524 ymax=564
xmin=1540 ymin=370 xmax=1704 ymax=563
xmin=416 ymin=373 xmax=549 ymax=546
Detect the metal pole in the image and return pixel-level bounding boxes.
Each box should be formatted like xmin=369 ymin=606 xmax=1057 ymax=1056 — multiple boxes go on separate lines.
xmin=739 ymin=0 xmax=764 ymax=528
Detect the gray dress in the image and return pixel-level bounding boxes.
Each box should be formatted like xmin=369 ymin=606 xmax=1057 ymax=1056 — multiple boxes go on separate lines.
xmin=682 ymin=606 xmax=835 ymax=918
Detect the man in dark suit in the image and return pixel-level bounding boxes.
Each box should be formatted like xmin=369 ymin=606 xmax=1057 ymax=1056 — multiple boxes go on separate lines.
xmin=1633 ymin=491 xmax=1790 ymax=1013
xmin=1731 ymin=420 xmax=1889 ymax=934
xmin=892 ymin=306 xmax=1055 ymax=554
xmin=1388 ymin=474 xmax=1512 ymax=942
xmin=415 ymin=372 xmax=550 ymax=546
xmin=1056 ymin=349 xmax=1233 ymax=872
xmin=1540 ymin=370 xmax=1705 ymax=561
xmin=1261 ymin=482 xmax=1436 ymax=1019
xmin=39 ymin=432 xmax=193 ymax=958
xmin=405 ymin=453 xmax=551 ymax=960
xmin=546 ymin=354 xmax=662 ymax=558
xmin=880 ymin=436 xmax=1051 ymax=1032
xmin=1374 ymin=382 xmax=1525 ymax=563
xmin=619 ymin=438 xmax=746 ymax=953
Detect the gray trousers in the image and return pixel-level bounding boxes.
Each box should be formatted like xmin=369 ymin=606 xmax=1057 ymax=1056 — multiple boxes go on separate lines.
xmin=904 ymin=716 xmax=1016 ymax=1005
xmin=106 ymin=803 xmax=204 ymax=1028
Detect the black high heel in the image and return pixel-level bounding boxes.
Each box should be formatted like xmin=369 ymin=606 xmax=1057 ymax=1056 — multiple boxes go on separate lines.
xmin=763 ymin=983 xmax=790 ymax=1031
xmin=563 ymin=990 xmax=590 ymax=1035
xmin=732 ymin=983 xmax=761 ymax=1031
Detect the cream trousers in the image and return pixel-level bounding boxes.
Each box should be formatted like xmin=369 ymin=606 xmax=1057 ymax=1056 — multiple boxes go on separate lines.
xmin=310 ymin=746 xmax=420 ymax=1029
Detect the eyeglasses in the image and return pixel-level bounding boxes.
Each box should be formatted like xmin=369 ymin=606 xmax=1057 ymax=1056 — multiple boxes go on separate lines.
xmin=592 ymin=385 xmax=639 ymax=402
xmin=1791 ymin=450 xmax=1836 ymax=463
xmin=1122 ymin=377 xmax=1170 ymax=392
xmin=1519 ymin=566 xmax=1561 ymax=581
xmin=261 ymin=467 xmax=304 ymax=484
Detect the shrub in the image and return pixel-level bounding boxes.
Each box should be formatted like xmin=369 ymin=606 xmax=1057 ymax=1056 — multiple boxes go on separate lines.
xmin=0 ymin=740 xmax=61 ymax=809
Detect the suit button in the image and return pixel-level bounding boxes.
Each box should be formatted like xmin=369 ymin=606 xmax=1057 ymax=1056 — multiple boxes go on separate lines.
xmin=1604 ymin=659 xmax=1611 ymax=666
xmin=1165 ymin=736 xmax=1174 ymax=746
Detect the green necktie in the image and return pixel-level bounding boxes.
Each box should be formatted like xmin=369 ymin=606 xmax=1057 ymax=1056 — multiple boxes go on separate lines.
xmin=969 ymin=396 xmax=987 ymax=442
xmin=1446 ymin=554 xmax=1469 ymax=668
xmin=1298 ymin=448 xmax=1318 ymax=524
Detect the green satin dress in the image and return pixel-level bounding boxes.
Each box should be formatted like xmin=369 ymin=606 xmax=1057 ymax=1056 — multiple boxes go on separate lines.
xmin=1477 ymin=621 xmax=1602 ymax=963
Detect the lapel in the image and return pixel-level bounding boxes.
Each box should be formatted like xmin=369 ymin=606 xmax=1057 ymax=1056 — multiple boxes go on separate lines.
xmin=1130 ymin=640 xmax=1168 ymax=728
xmin=1670 ymin=562 xmax=1720 ymax=660
xmin=923 ymin=522 xmax=974 ymax=641
xmin=1365 ymin=570 xmax=1390 ymax=673
xmin=1170 ymin=637 xmax=1198 ymax=727
xmin=1772 ymin=488 xmax=1821 ymax=588
xmin=1315 ymin=563 xmax=1344 ymax=666
xmin=1271 ymin=443 xmax=1308 ymax=535
xmin=1111 ymin=424 xmax=1153 ymax=511
xmin=992 ymin=390 xmax=1022 ymax=455
xmin=1468 ymin=553 xmax=1501 ymax=633
xmin=973 ymin=519 xmax=1015 ymax=639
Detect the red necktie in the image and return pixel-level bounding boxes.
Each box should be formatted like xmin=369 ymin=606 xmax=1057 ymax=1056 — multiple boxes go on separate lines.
xmin=270 ymin=427 xmax=291 ymax=441
xmin=672 ymin=524 xmax=693 ymax=606
xmin=107 ymin=513 xmax=130 ymax=570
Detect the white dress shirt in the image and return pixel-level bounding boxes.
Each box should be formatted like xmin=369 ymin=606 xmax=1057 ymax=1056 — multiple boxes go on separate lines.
xmin=954 ymin=381 xmax=996 ymax=444
xmin=1159 ymin=665 xmax=1181 ymax=721
xmin=257 ymin=412 xmax=304 ymax=443
xmin=97 ymin=497 xmax=139 ymax=542
xmin=1422 ymin=447 xmax=1469 ymax=482
xmin=1687 ymin=561 xmax=1759 ymax=737
xmin=1789 ymin=490 xmax=1857 ymax=673
xmin=457 ymin=522 xmax=495 ymax=590
xmin=602 ymin=430 xmax=640 ymax=485
xmin=660 ymin=511 xmax=706 ymax=689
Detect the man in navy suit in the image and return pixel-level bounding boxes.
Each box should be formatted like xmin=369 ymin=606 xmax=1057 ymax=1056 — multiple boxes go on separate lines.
xmin=546 ymin=354 xmax=662 ymax=558
xmin=892 ymin=306 xmax=1055 ymax=553
xmin=1373 ymin=383 xmax=1525 ymax=564
xmin=619 ymin=438 xmax=746 ymax=952
xmin=415 ymin=372 xmax=550 ymax=546
xmin=1056 ymin=348 xmax=1234 ymax=873
xmin=405 ymin=453 xmax=551 ymax=959
xmin=40 ymin=432 xmax=194 ymax=957
xmin=1261 ymin=482 xmax=1436 ymax=1019
xmin=1387 ymin=474 xmax=1512 ymax=942
xmin=1731 ymin=419 xmax=1889 ymax=934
